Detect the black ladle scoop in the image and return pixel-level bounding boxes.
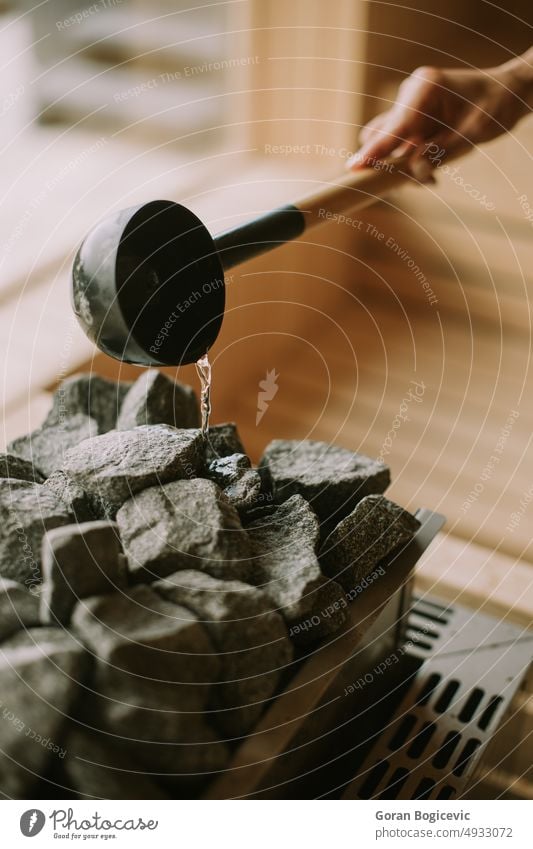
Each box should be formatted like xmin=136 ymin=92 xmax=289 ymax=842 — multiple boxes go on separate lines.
xmin=72 ymin=158 xmax=410 ymax=366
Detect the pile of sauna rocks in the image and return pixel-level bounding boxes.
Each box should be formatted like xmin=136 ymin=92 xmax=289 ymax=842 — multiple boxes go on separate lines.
xmin=0 ymin=370 xmax=420 ymax=799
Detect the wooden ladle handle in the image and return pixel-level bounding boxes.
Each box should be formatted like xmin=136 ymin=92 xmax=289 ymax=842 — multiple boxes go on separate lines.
xmin=214 ymin=155 xmax=413 ymax=270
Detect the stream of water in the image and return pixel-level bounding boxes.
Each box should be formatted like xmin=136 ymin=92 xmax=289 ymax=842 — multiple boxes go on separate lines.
xmin=195 ymin=352 xmax=212 ymax=437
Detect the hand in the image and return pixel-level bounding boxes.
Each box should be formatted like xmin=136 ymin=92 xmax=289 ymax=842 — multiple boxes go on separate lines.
xmin=348 ymin=51 xmax=533 ymax=181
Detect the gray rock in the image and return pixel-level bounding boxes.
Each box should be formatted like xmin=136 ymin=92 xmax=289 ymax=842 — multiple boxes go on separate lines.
xmin=130 ymin=721 xmax=229 ymax=783
xmin=0 ymin=479 xmax=73 ymax=585
xmin=42 ymin=471 xmax=94 ymax=522
xmin=81 ymin=670 xmax=214 ymax=745
xmin=116 ymin=478 xmax=252 ymax=583
xmin=0 ymin=452 xmax=44 ymax=484
xmin=8 ymin=413 xmax=99 ymax=478
xmin=59 ymin=424 xmax=202 ymax=518
xmin=247 ymin=495 xmax=347 ymax=645
xmin=0 ymin=578 xmax=40 ymax=641
xmin=0 ymin=627 xmax=87 ymax=798
xmin=208 ymin=454 xmax=252 ymax=489
xmin=117 ymin=370 xmax=199 ymax=431
xmin=40 ymin=521 xmax=126 ymax=625
xmin=72 ymin=585 xmax=219 ymax=742
xmin=256 ymin=461 xmax=274 ymax=495
xmin=241 ymin=502 xmax=277 ymax=525
xmin=46 ymin=372 xmax=132 ymax=434
xmin=66 ymin=633 xmax=208 ymax=754
xmin=72 ymin=584 xmax=217 ymax=684
xmin=224 ymin=470 xmax=264 ymax=516
xmin=208 ymin=453 xmax=251 ymax=487
xmin=319 ymin=494 xmax=420 ymax=591
xmin=260 ymin=439 xmax=390 ymax=526
xmin=204 ymin=423 xmax=245 ymax=464
xmin=155 ymin=570 xmax=293 ymax=735
xmin=62 ymin=726 xmax=169 ymax=800
xmin=208 ymin=453 xmax=263 ymax=516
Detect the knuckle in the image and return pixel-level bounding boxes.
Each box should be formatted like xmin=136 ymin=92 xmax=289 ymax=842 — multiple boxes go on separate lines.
xmin=412 ymin=65 xmax=443 ymax=86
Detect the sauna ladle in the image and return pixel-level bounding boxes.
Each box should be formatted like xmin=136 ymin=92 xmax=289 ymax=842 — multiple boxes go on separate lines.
xmin=72 ymin=157 xmax=412 ymax=367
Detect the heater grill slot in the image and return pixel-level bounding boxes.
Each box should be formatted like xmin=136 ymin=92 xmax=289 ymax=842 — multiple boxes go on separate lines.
xmin=459 ymin=687 xmax=485 ymax=723
xmin=434 ymin=679 xmax=461 ymax=713
xmin=437 ymin=785 xmax=456 ymax=799
xmin=388 ymin=714 xmax=417 ymax=750
xmin=411 ymin=605 xmax=449 ymax=626
xmin=432 ymin=730 xmax=461 ymax=769
xmin=406 ymin=633 xmax=435 ymax=652
xmin=379 ymin=767 xmax=410 ymax=799
xmin=416 ymin=673 xmax=441 ymax=706
xmin=414 ymin=597 xmax=452 ymax=616
xmin=414 ymin=777 xmax=436 ymax=799
xmin=453 ymin=738 xmax=481 ymax=777
xmin=406 ymin=722 xmax=437 ymax=758
xmin=478 ymin=696 xmax=504 ymax=731
xmin=359 ymin=760 xmax=389 ymax=798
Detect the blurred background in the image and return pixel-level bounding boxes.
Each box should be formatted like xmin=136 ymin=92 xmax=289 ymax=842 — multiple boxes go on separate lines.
xmin=0 ymin=2 xmax=532 ymax=709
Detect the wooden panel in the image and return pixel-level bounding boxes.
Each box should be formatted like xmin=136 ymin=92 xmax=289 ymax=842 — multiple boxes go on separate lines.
xmin=245 ymin=0 xmax=368 ymax=157
xmin=415 ymin=533 xmax=533 ymax=628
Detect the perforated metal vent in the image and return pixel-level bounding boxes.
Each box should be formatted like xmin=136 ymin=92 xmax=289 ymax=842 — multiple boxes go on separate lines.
xmin=343 ymin=596 xmax=533 ymax=800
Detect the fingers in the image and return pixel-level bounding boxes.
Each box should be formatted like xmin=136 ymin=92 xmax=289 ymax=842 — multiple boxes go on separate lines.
xmin=388 ymin=135 xmax=436 ymax=182
xmin=347 ymin=93 xmax=428 ymax=169
xmin=409 ymin=152 xmax=437 ymax=182
xmin=347 ymin=66 xmax=443 ymax=171
xmin=402 ymin=128 xmax=471 ymax=182
xmin=346 ymin=114 xmax=413 ymax=169
xmin=358 ymin=113 xmax=388 ymax=146
xmin=419 ymin=130 xmax=472 ymax=168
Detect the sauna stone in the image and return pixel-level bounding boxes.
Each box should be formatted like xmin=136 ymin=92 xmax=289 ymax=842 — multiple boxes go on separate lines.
xmin=83 ymin=668 xmax=215 ymax=744
xmin=72 ymin=584 xmax=218 ymax=685
xmin=260 ymin=439 xmax=391 ymax=526
xmin=117 ymin=369 xmax=199 ymax=430
xmin=0 ymin=479 xmax=73 ymax=584
xmin=117 ymin=478 xmax=252 ymax=583
xmin=208 ymin=452 xmax=251 ymax=487
xmin=155 ymin=569 xmax=293 ymax=735
xmin=319 ymin=494 xmax=420 ymax=591
xmin=8 ymin=413 xmax=98 ymax=478
xmin=0 ymin=452 xmax=44 ymax=483
xmin=42 ymin=470 xmax=94 ymax=522
xmin=130 ymin=719 xmax=229 ymax=782
xmin=208 ymin=453 xmax=263 ymax=516
xmin=40 ymin=521 xmax=125 ymax=625
xmin=247 ymin=494 xmax=347 ymax=644
xmin=59 ymin=424 xmax=202 ymax=518
xmin=0 ymin=628 xmax=87 ymax=798
xmin=224 ymin=469 xmax=264 ymax=516
xmin=62 ymin=726 xmax=169 ymax=800
xmin=203 ymin=422 xmax=245 ymax=464
xmin=71 ymin=585 xmax=219 ymax=741
xmin=0 ymin=578 xmax=40 ymax=642
xmin=46 ymin=373 xmax=132 ymax=434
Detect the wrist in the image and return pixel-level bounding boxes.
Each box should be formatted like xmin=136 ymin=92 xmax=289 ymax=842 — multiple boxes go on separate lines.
xmin=498 ymin=48 xmax=533 ymax=116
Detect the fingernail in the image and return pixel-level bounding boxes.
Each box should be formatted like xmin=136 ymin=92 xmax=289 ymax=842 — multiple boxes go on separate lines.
xmin=410 ymin=158 xmax=434 ymax=182
xmin=346 ymin=152 xmax=364 ymax=169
